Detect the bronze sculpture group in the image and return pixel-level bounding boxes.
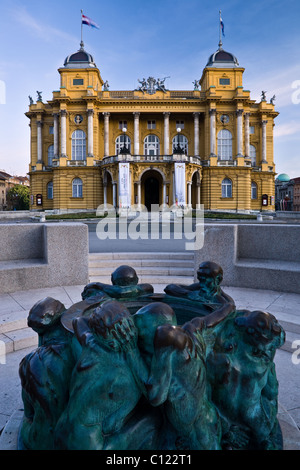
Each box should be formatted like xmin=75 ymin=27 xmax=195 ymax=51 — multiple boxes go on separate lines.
xmin=18 ymin=262 xmax=285 ymax=450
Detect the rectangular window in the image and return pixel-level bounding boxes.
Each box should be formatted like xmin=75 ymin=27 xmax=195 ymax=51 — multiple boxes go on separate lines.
xmin=49 ymin=126 xmax=54 ymax=135
xmin=73 ymin=79 xmax=84 ymax=86
xmin=147 ymin=120 xmax=156 ymax=129
xmin=119 ymin=121 xmax=127 ymax=130
xmin=47 ymin=184 xmax=53 ymax=200
xmin=249 ymin=126 xmax=255 ymax=134
xmin=176 ymin=120 xmax=184 ymax=129
xmin=219 ymin=78 xmax=230 ymax=85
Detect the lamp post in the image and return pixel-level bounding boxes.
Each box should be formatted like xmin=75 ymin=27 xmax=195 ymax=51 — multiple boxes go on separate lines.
xmin=174 ymin=127 xmax=185 ymax=154
xmin=120 ymin=127 xmax=130 ymax=154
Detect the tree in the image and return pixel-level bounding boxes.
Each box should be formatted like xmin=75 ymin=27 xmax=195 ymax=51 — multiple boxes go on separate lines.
xmin=6 ymin=185 xmax=30 ymax=210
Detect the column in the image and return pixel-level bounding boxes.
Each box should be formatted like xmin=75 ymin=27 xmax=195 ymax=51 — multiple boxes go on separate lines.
xmin=261 ymin=120 xmax=268 ymax=163
xmin=187 ymin=182 xmax=192 ymax=208
xmin=133 ymin=112 xmax=140 ymax=155
xmin=53 ymin=113 xmax=59 ymax=158
xmin=87 ymin=109 xmax=94 ymax=157
xmin=36 ymin=120 xmax=43 ymax=163
xmin=103 ymin=113 xmax=110 ymax=157
xmin=209 ymin=109 xmax=216 ymax=156
xmin=193 ymin=112 xmax=200 ymax=156
xmin=60 ymin=110 xmax=67 ymax=157
xmin=163 ymin=182 xmax=167 ymax=207
xmin=197 ymin=184 xmax=201 ymax=208
xmin=236 ymin=109 xmax=244 ymax=156
xmin=103 ymin=182 xmax=107 ymax=209
xmin=112 ymin=182 xmax=117 ymax=208
xmin=137 ymin=181 xmax=141 ymax=207
xmin=244 ymin=113 xmax=250 ymax=158
xmin=172 ymin=171 xmax=176 ymax=205
xmin=163 ymin=112 xmax=170 ymax=155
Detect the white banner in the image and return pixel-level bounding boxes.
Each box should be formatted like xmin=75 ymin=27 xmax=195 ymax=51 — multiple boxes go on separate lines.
xmin=119 ymin=162 xmax=130 ymax=208
xmin=174 ymin=162 xmax=186 ymax=206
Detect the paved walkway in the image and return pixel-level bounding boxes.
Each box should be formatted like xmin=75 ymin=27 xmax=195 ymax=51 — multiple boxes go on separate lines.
xmin=0 ymin=283 xmax=299 ymax=450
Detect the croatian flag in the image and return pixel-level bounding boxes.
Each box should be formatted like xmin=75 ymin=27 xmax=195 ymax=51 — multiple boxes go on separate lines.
xmin=82 ymin=13 xmax=100 ymax=29
xmin=220 ymin=16 xmax=225 ymax=36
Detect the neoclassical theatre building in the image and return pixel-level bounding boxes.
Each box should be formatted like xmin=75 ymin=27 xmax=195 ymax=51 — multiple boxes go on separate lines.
xmin=26 ymin=39 xmax=278 ymax=213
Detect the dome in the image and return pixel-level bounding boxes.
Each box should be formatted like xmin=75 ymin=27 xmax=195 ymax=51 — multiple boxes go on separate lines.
xmin=206 ymin=47 xmax=239 ymax=68
xmin=64 ymin=43 xmax=96 ymax=68
xmin=276 ymin=173 xmax=290 ymax=182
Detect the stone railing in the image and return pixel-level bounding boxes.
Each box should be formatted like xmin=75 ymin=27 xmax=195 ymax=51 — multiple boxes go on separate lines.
xmin=101 ymin=154 xmax=202 ymax=165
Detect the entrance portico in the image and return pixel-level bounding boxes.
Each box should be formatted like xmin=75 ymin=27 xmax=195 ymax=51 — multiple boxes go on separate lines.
xmin=102 ymin=155 xmax=201 ymax=212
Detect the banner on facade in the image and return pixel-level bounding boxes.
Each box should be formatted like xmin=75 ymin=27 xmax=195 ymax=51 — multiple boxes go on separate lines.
xmin=174 ymin=162 xmax=186 ymax=206
xmin=118 ymin=162 xmax=131 ymax=208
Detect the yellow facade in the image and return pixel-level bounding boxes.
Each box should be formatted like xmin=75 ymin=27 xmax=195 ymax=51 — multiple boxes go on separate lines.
xmin=26 ymin=42 xmax=278 ymax=213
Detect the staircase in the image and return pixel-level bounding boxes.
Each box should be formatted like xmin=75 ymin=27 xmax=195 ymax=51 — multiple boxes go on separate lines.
xmin=0 ymin=309 xmax=38 ymax=356
xmin=88 ymin=252 xmax=195 ymax=286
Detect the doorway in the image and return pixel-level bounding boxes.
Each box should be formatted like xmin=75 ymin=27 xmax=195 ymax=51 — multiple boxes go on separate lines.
xmin=142 ymin=170 xmax=162 ymax=211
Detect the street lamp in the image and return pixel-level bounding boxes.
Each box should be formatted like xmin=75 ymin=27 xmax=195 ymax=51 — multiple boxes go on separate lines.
xmin=174 ymin=127 xmax=185 ymax=154
xmin=119 ymin=127 xmax=130 ymax=154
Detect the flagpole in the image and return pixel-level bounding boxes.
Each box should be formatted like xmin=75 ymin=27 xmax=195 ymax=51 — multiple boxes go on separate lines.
xmin=80 ymin=9 xmax=84 ymax=49
xmin=219 ymin=10 xmax=223 ymax=49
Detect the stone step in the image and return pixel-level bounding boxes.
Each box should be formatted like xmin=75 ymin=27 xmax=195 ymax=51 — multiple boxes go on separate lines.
xmin=89 ymin=266 xmax=194 ymax=277
xmin=89 ymin=258 xmax=194 ymax=269
xmin=88 ymin=252 xmax=195 ymax=284
xmin=0 ymin=327 xmax=38 ymax=356
xmin=89 ymin=275 xmax=195 ymax=285
xmin=235 ymin=259 xmax=300 ymax=295
xmin=0 ymin=309 xmax=29 ymax=335
xmin=88 ymin=252 xmax=194 ymax=261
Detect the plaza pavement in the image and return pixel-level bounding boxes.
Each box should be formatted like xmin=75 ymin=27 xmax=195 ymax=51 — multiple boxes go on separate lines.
xmin=0 ymin=282 xmax=300 ymax=451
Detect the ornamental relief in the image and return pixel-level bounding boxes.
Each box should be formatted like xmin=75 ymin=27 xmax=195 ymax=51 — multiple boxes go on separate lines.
xmin=131 ymin=163 xmax=170 ymax=183
xmin=216 ymin=111 xmax=235 ymax=123
xmin=68 ymin=112 xmax=85 ymax=123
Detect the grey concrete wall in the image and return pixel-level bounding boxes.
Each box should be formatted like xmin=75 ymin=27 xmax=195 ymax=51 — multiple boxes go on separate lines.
xmin=0 ymin=225 xmax=44 ymax=261
xmin=237 ymin=225 xmax=300 ymax=262
xmin=195 ymin=223 xmax=300 ymax=294
xmin=0 ymin=223 xmax=89 ymax=294
xmin=43 ymin=223 xmax=89 ymax=288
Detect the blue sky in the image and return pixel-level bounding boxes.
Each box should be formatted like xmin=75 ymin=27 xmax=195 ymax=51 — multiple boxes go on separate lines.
xmin=0 ymin=0 xmax=300 ymax=178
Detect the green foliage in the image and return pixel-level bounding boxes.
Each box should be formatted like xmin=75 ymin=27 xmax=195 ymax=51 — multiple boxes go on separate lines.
xmin=6 ymin=184 xmax=30 ymax=210
xmin=204 ymin=211 xmax=257 ymax=220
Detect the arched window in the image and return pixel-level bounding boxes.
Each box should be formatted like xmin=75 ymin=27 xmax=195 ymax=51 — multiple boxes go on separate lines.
xmin=72 ymin=178 xmax=83 ymax=198
xmin=250 ymin=145 xmax=256 ymax=167
xmin=72 ymin=130 xmax=86 ymax=160
xmin=172 ymin=134 xmax=188 ymax=154
xmin=115 ymin=134 xmax=131 ymax=154
xmin=144 ymin=135 xmax=160 ymax=156
xmin=217 ymin=129 xmax=232 ymax=160
xmin=48 ymin=145 xmax=54 ymax=166
xmin=221 ymin=178 xmax=232 ymax=198
xmin=47 ymin=181 xmax=53 ymax=199
xmin=251 ymin=181 xmax=257 ymax=200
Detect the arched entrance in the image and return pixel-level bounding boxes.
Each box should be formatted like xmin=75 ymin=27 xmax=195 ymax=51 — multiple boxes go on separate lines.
xmin=191 ymin=171 xmax=201 ymax=209
xmin=141 ymin=170 xmax=163 ymax=211
xmin=103 ymin=171 xmax=113 ymax=207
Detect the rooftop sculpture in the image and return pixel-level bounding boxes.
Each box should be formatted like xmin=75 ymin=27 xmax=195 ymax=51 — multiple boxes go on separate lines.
xmin=18 ymin=262 xmax=285 ymax=450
